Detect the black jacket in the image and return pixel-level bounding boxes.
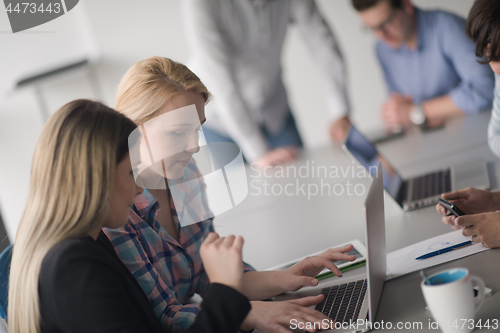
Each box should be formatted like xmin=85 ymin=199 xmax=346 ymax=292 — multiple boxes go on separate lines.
xmin=38 ymin=231 xmax=250 ymax=333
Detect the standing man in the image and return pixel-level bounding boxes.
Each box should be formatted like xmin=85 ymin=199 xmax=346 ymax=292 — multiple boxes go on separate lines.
xmin=183 ymin=0 xmax=351 ymax=167
xmin=352 ymin=0 xmax=494 ymax=128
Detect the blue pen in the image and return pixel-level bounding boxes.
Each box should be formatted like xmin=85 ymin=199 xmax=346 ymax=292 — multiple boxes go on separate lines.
xmin=415 ymin=241 xmax=473 ymax=260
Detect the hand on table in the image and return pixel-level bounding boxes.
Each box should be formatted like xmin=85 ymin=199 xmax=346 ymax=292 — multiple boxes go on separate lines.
xmin=200 ymin=232 xmax=244 ymax=292
xmin=436 ymin=188 xmax=500 ymax=228
xmin=454 ymin=211 xmax=500 ymax=248
xmin=381 ymin=93 xmax=413 ymax=127
xmin=276 ymin=245 xmax=356 ymax=292
xmin=255 ymin=146 xmax=298 ymax=168
xmin=240 ymin=296 xmax=328 ymax=333
xmin=329 ymin=116 xmax=351 ymax=142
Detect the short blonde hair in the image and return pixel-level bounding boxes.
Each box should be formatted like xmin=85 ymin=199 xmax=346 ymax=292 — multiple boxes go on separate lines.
xmin=8 ymin=100 xmax=136 ymax=333
xmin=115 ymin=56 xmax=211 ymax=125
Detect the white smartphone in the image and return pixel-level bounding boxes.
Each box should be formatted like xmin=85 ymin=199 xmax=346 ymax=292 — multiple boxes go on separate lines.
xmin=266 ymin=239 xmax=367 ymax=275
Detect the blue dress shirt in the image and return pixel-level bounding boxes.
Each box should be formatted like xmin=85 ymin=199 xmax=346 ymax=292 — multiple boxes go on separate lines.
xmin=376 ymin=8 xmax=494 ymax=114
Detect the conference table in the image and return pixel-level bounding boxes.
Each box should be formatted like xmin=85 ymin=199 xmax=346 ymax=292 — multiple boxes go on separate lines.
xmin=215 ymin=111 xmax=500 ymax=332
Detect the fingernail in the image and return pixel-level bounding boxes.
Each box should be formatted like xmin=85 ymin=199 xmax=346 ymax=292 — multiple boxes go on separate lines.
xmin=311 ymin=279 xmax=318 ymax=286
xmin=440 ymin=208 xmax=445 ymax=214
xmin=451 ymin=216 xmax=455 ymax=222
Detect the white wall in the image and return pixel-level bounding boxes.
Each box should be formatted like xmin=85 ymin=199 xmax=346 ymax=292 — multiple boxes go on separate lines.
xmin=0 ymin=0 xmax=475 ymax=240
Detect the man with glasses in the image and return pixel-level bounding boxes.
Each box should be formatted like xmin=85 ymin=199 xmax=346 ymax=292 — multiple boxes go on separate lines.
xmin=352 ymin=0 xmax=494 ymax=128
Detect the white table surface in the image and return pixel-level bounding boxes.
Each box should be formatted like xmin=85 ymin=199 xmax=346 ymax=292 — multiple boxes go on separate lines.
xmin=213 ymin=112 xmax=500 ymax=332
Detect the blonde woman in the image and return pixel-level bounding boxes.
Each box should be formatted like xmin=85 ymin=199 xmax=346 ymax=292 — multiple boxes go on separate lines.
xmin=105 ymin=56 xmax=356 ymax=333
xmin=8 ymin=100 xmax=253 ymax=333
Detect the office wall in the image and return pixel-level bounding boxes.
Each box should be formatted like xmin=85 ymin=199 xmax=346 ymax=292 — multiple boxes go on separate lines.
xmin=0 ymin=0 xmax=475 ymax=240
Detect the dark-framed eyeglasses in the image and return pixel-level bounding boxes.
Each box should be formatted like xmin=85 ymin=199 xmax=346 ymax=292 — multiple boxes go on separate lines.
xmin=362 ymin=8 xmax=399 ymax=33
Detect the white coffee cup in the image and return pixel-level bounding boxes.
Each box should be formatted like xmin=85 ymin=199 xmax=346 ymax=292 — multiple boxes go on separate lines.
xmin=421 ymin=268 xmax=485 ymax=333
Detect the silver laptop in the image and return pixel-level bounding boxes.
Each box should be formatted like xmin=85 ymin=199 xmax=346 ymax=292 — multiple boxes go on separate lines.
xmin=343 ymin=125 xmax=490 ymax=211
xmin=274 ymin=163 xmax=386 ymax=333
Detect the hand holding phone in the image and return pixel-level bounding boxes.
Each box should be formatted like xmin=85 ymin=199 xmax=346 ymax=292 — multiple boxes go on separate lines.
xmin=438 ymin=198 xmax=465 ymax=217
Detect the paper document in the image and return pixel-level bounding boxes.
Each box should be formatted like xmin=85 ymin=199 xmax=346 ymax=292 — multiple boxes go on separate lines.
xmin=386 ymin=230 xmax=488 ymax=281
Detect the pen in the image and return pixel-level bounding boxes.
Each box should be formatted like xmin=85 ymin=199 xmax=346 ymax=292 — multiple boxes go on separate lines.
xmin=415 ymin=241 xmax=473 ymax=260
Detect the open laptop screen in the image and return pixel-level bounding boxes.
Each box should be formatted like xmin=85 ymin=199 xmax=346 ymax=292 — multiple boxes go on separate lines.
xmin=344 ymin=125 xmax=404 ymax=205
xmin=364 ymin=162 xmax=387 ymax=324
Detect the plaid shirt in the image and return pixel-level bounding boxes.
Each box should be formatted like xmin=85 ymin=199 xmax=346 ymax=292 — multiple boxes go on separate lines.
xmin=104 ymin=162 xmax=254 ymax=333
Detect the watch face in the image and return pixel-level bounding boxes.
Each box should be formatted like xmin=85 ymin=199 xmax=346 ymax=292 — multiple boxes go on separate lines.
xmin=410 ymin=106 xmax=425 ymax=125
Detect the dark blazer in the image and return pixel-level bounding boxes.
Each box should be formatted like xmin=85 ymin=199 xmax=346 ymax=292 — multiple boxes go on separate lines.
xmin=38 ymin=231 xmax=250 ymax=333
xmin=39 ymin=232 xmax=164 ymax=333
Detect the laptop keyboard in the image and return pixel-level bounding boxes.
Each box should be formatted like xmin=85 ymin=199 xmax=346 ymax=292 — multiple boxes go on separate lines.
xmin=412 ymin=170 xmax=451 ymax=201
xmin=315 ymin=279 xmax=367 ymax=324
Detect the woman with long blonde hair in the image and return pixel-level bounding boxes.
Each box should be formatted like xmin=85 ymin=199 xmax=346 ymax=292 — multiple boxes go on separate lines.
xmin=8 ymin=99 xmax=251 ymax=333
xmin=105 ymin=56 xmax=355 ymax=333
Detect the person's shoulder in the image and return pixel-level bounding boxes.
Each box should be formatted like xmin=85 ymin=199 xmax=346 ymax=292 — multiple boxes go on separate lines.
xmin=431 ymin=8 xmax=465 ymax=22
xmin=375 ymin=41 xmax=392 ymax=60
xmin=375 ymin=41 xmax=386 ymax=52
xmin=47 ymin=238 xmax=101 ymax=259
xmin=42 ymin=238 xmax=109 ymax=276
xmin=425 ymin=8 xmax=466 ymax=32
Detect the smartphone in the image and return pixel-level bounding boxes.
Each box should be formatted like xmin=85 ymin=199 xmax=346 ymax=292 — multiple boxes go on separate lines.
xmin=438 ymin=198 xmax=465 ymax=217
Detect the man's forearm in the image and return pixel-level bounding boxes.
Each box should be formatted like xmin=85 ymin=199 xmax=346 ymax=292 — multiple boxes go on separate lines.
xmin=422 ymin=95 xmax=466 ymax=124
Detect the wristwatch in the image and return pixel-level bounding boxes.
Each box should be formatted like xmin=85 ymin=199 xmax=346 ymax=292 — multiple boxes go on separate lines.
xmin=409 ymin=104 xmax=426 ymax=125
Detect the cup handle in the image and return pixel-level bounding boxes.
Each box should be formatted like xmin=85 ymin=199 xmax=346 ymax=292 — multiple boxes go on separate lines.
xmin=470 ymin=275 xmax=485 ymax=312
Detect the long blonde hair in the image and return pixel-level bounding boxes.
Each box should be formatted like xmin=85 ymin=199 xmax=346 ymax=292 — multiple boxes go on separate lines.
xmin=8 ymin=100 xmax=137 ymax=333
xmin=115 ymin=56 xmax=210 ymax=125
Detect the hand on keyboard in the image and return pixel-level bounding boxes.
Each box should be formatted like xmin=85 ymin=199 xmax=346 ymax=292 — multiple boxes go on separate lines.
xmin=241 ymin=295 xmax=329 ymax=333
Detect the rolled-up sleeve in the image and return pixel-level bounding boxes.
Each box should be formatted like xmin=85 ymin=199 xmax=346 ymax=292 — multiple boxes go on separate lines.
xmin=441 ymin=13 xmax=494 ymax=114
